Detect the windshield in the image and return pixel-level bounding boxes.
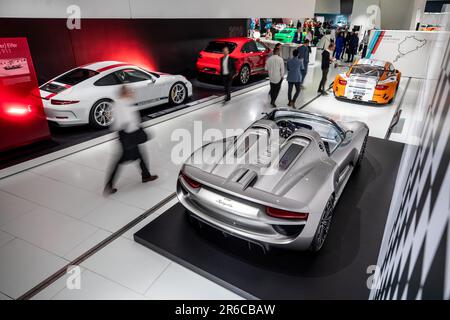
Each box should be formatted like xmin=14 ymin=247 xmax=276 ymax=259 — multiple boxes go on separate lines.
xmin=54 ymin=68 xmax=99 ymax=85
xmin=350 ymin=65 xmax=383 ymax=78
xmin=271 ymin=110 xmax=344 ymax=153
xmin=204 ymin=41 xmax=237 ymax=53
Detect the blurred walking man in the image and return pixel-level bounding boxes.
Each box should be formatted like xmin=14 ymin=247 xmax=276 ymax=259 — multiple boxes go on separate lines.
xmin=104 ymin=85 xmax=158 ymax=195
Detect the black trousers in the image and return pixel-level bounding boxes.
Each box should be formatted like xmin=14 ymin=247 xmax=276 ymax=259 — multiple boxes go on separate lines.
xmin=288 ymin=82 xmax=301 ymax=103
xmin=318 ymin=68 xmax=329 ymax=92
xmin=106 ymin=142 xmax=151 ymax=188
xmin=222 ymin=74 xmax=232 ymax=100
xmin=270 ymin=80 xmax=282 ymax=105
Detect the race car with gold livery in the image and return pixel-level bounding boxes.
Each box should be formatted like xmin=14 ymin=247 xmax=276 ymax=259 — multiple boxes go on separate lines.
xmin=333 ymin=58 xmax=401 ymax=105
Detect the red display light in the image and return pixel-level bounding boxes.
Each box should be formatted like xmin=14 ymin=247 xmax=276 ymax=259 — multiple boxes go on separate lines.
xmin=338 ymin=79 xmax=347 ymax=85
xmin=6 ymin=105 xmax=32 ymax=116
xmin=51 ymin=99 xmax=79 ymax=105
xmin=266 ymin=206 xmax=309 ymax=220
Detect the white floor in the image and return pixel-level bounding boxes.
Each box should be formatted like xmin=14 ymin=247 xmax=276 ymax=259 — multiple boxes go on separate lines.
xmin=0 ymin=58 xmax=416 ymax=300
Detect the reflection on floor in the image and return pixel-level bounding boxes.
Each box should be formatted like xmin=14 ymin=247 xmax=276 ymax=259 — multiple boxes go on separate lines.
xmin=0 ymin=57 xmax=420 ymax=300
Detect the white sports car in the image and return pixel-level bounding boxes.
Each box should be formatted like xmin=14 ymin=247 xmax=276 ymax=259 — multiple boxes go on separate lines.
xmin=39 ymin=61 xmax=193 ymax=128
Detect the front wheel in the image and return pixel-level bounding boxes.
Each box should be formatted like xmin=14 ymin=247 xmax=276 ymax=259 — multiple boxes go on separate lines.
xmin=309 ymin=194 xmax=335 ymax=252
xmin=169 ymin=82 xmax=188 ymax=105
xmin=238 ymin=65 xmax=250 ymax=85
xmin=89 ymin=99 xmax=114 ymax=129
xmin=355 ymin=133 xmax=368 ymax=168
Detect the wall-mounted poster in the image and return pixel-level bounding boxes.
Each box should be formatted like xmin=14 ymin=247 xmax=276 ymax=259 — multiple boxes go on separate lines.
xmin=366 ymin=30 xmax=449 ymax=79
xmin=0 ymin=37 xmax=50 ymax=152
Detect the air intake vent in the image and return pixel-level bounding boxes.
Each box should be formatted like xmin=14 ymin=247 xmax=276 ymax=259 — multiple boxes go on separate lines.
xmin=279 ymin=144 xmax=304 ymax=170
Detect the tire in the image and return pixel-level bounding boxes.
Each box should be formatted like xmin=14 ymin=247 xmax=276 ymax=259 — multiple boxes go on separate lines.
xmin=309 ymin=194 xmax=335 ymax=252
xmin=355 ymin=133 xmax=368 ymax=168
xmin=169 ymin=82 xmax=188 ymax=105
xmin=89 ymin=99 xmax=114 ymax=129
xmin=237 ymin=64 xmax=251 ymax=85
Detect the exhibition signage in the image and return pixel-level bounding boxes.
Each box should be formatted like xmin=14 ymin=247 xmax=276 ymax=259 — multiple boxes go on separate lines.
xmin=0 ymin=37 xmax=50 ymax=152
xmin=366 ymin=30 xmax=449 ymax=79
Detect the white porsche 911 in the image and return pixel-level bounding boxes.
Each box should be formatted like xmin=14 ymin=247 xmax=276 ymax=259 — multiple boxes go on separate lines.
xmin=39 ymin=61 xmax=193 ymax=128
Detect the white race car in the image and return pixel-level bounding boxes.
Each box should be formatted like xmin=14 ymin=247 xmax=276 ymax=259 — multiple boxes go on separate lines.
xmin=39 ymin=61 xmax=193 ymax=128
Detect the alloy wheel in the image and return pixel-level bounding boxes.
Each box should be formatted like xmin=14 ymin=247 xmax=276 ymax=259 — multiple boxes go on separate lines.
xmin=315 ymin=196 xmax=335 ymax=250
xmin=171 ymin=83 xmax=186 ymax=104
xmin=94 ymin=101 xmax=113 ymax=127
xmin=240 ymin=66 xmax=250 ymax=84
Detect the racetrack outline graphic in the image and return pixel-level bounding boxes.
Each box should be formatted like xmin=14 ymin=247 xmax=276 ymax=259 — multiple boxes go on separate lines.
xmin=393 ymin=35 xmax=427 ymax=62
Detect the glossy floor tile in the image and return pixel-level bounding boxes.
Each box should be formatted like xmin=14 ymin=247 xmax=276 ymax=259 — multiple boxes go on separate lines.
xmin=0 ymin=239 xmax=67 ymax=299
xmin=81 ymin=237 xmax=171 ymax=295
xmin=145 ymin=263 xmax=244 ymax=300
xmin=1 ymin=205 xmax=98 ymax=257
xmin=51 ymin=270 xmax=146 ymax=300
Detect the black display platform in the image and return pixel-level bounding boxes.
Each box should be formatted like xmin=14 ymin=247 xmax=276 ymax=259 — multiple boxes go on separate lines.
xmin=134 ymin=137 xmax=404 ymax=299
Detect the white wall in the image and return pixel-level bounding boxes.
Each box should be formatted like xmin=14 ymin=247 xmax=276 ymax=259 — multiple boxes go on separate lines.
xmin=350 ymin=0 xmax=381 ymax=39
xmin=0 ymin=0 xmax=316 ymax=18
xmin=314 ymin=0 xmax=340 ymax=14
xmin=379 ymin=0 xmax=426 ymax=30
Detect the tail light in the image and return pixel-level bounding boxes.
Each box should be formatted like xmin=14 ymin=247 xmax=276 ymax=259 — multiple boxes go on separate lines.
xmin=338 ymin=79 xmax=347 ymax=85
xmin=181 ymin=173 xmax=201 ymax=189
xmin=51 ymin=99 xmax=79 ymax=105
xmin=266 ymin=206 xmax=308 ymax=220
xmin=375 ymin=84 xmax=388 ymax=90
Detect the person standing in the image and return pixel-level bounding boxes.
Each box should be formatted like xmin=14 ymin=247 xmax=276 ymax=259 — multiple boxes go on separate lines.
xmin=318 ymin=43 xmax=336 ymax=95
xmin=287 ymin=49 xmax=303 ymax=107
xmin=347 ymin=32 xmax=359 ymax=63
xmin=220 ymin=46 xmax=236 ymax=102
xmin=297 ymin=39 xmax=310 ymax=87
xmin=334 ymin=32 xmax=344 ymax=60
xmin=104 ymin=85 xmax=158 ymax=195
xmin=265 ymin=47 xmax=285 ymax=107
xmin=293 ymin=27 xmax=303 ymax=44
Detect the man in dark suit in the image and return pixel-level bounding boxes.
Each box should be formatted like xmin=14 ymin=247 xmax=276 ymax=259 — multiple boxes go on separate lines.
xmin=318 ymin=43 xmax=335 ymax=95
xmin=220 ymin=46 xmax=236 ymax=102
xmin=297 ymin=39 xmax=310 ymax=87
xmin=293 ymin=27 xmax=303 ymax=44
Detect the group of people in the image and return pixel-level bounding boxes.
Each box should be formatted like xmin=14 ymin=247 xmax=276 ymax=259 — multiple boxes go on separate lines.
xmin=263 ymin=40 xmax=311 ymax=108
xmin=333 ymin=30 xmax=359 ymax=62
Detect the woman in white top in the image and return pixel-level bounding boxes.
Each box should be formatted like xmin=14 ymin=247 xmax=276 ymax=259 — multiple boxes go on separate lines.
xmin=104 ymin=85 xmax=158 ymax=195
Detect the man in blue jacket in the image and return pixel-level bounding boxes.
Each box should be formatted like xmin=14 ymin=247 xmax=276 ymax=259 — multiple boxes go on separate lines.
xmin=297 ymin=39 xmax=310 ymax=87
xmin=287 ymin=49 xmax=304 ymax=107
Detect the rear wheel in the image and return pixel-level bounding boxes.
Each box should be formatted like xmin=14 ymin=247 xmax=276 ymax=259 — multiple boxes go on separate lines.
xmin=169 ymin=82 xmax=187 ymax=105
xmin=309 ymin=194 xmax=335 ymax=252
xmin=238 ymin=64 xmax=250 ymax=85
xmin=89 ymin=99 xmax=114 ymax=129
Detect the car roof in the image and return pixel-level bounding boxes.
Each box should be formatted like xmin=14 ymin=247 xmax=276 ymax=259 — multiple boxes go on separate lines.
xmin=355 ymin=58 xmax=388 ymax=68
xmin=212 ymin=37 xmax=253 ymax=44
xmin=79 ymin=61 xmax=136 ymax=72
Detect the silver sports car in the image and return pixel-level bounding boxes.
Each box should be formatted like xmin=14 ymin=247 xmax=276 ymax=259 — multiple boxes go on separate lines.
xmin=176 ymin=109 xmax=369 ymax=252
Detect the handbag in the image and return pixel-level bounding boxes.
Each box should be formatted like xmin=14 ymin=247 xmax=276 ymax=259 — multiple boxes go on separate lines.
xmin=135 ymin=127 xmax=149 ymax=145
xmin=118 ymin=127 xmax=148 ymax=146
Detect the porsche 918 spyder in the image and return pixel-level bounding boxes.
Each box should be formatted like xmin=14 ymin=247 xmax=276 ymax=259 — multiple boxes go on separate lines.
xmin=333 ymin=58 xmax=401 ymax=104
xmin=38 ymin=61 xmax=193 ymax=128
xmin=177 ymin=109 xmax=369 ymax=252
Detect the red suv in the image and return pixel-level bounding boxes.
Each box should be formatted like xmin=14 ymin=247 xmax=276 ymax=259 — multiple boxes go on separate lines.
xmin=196 ymin=37 xmax=271 ymax=85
